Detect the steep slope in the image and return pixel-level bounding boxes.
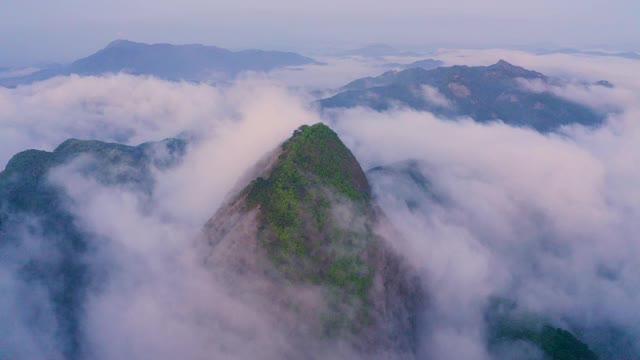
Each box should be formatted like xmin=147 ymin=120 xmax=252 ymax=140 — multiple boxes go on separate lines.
xmin=320 ymin=60 xmax=604 ymax=132
xmin=0 ymin=138 xmax=186 ymax=359
xmin=1 ymin=40 xmax=317 ymax=86
xmin=203 ymin=123 xmax=425 ymax=358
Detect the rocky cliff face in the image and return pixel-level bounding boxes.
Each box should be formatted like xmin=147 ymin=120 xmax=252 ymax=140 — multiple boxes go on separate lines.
xmin=203 ymin=123 xmax=425 ymax=358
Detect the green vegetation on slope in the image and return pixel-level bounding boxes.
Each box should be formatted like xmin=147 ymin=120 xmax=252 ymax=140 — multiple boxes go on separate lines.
xmin=538 ymin=326 xmax=598 ymax=360
xmin=246 ymin=123 xmax=376 ymax=335
xmin=488 ymin=299 xmax=598 ymax=359
xmin=492 ymin=322 xmax=597 ymax=359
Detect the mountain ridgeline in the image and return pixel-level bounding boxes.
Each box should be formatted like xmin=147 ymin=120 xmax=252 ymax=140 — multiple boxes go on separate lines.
xmin=321 ymin=60 xmax=605 ymax=132
xmin=204 ymin=123 xmax=425 ymax=357
xmin=384 ymin=58 xmax=445 ymax=71
xmin=0 ymin=138 xmax=186 ymax=359
xmin=0 ymin=40 xmax=317 ymax=87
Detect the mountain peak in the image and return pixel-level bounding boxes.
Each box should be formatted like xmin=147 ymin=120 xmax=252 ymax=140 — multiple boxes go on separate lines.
xmin=487 ymin=59 xmax=544 ymax=79
xmin=204 ymin=123 xmax=423 ymax=355
xmin=494 ymin=59 xmax=515 ymax=68
xmin=489 ymin=59 xmax=526 ymax=72
xmin=274 ymin=123 xmax=370 ymax=199
xmin=244 ymin=122 xmax=373 ymax=266
xmin=104 ymin=39 xmax=139 ymax=49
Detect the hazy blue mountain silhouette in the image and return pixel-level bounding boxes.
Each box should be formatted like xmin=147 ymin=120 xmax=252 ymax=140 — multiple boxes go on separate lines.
xmin=392 ymin=58 xmax=444 ymax=70
xmin=537 ymin=48 xmax=640 ymax=60
xmin=320 ymin=60 xmax=605 ymax=132
xmin=1 ymin=40 xmax=317 ymax=86
xmin=338 ymin=43 xmax=422 ymax=57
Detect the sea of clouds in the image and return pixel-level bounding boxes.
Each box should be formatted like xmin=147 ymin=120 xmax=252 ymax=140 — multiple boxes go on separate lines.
xmin=1 ymin=50 xmax=639 ymax=359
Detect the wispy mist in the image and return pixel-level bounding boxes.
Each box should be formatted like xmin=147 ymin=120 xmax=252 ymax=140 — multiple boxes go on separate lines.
xmin=331 ymin=53 xmax=640 ymax=357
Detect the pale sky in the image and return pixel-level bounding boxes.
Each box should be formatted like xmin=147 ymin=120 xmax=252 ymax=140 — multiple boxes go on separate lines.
xmin=1 ymin=0 xmax=638 ymax=65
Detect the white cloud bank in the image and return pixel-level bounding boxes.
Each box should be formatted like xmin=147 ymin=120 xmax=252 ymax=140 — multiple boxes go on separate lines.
xmin=332 ymin=66 xmax=640 ymax=357
xmin=1 ymin=50 xmax=640 ymax=359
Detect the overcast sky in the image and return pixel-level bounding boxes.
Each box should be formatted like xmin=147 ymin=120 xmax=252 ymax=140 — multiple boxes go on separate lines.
xmin=1 ymin=0 xmax=639 ymax=65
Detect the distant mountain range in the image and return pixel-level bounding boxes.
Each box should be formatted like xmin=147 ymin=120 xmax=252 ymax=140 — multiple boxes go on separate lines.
xmin=337 ymin=43 xmax=422 ymax=57
xmin=537 ymin=48 xmax=640 ymax=60
xmin=0 ymin=66 xmax=41 ymax=79
xmin=0 ymin=40 xmax=318 ymax=87
xmin=382 ymin=58 xmax=444 ymax=71
xmin=320 ymin=60 xmax=606 ymax=132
